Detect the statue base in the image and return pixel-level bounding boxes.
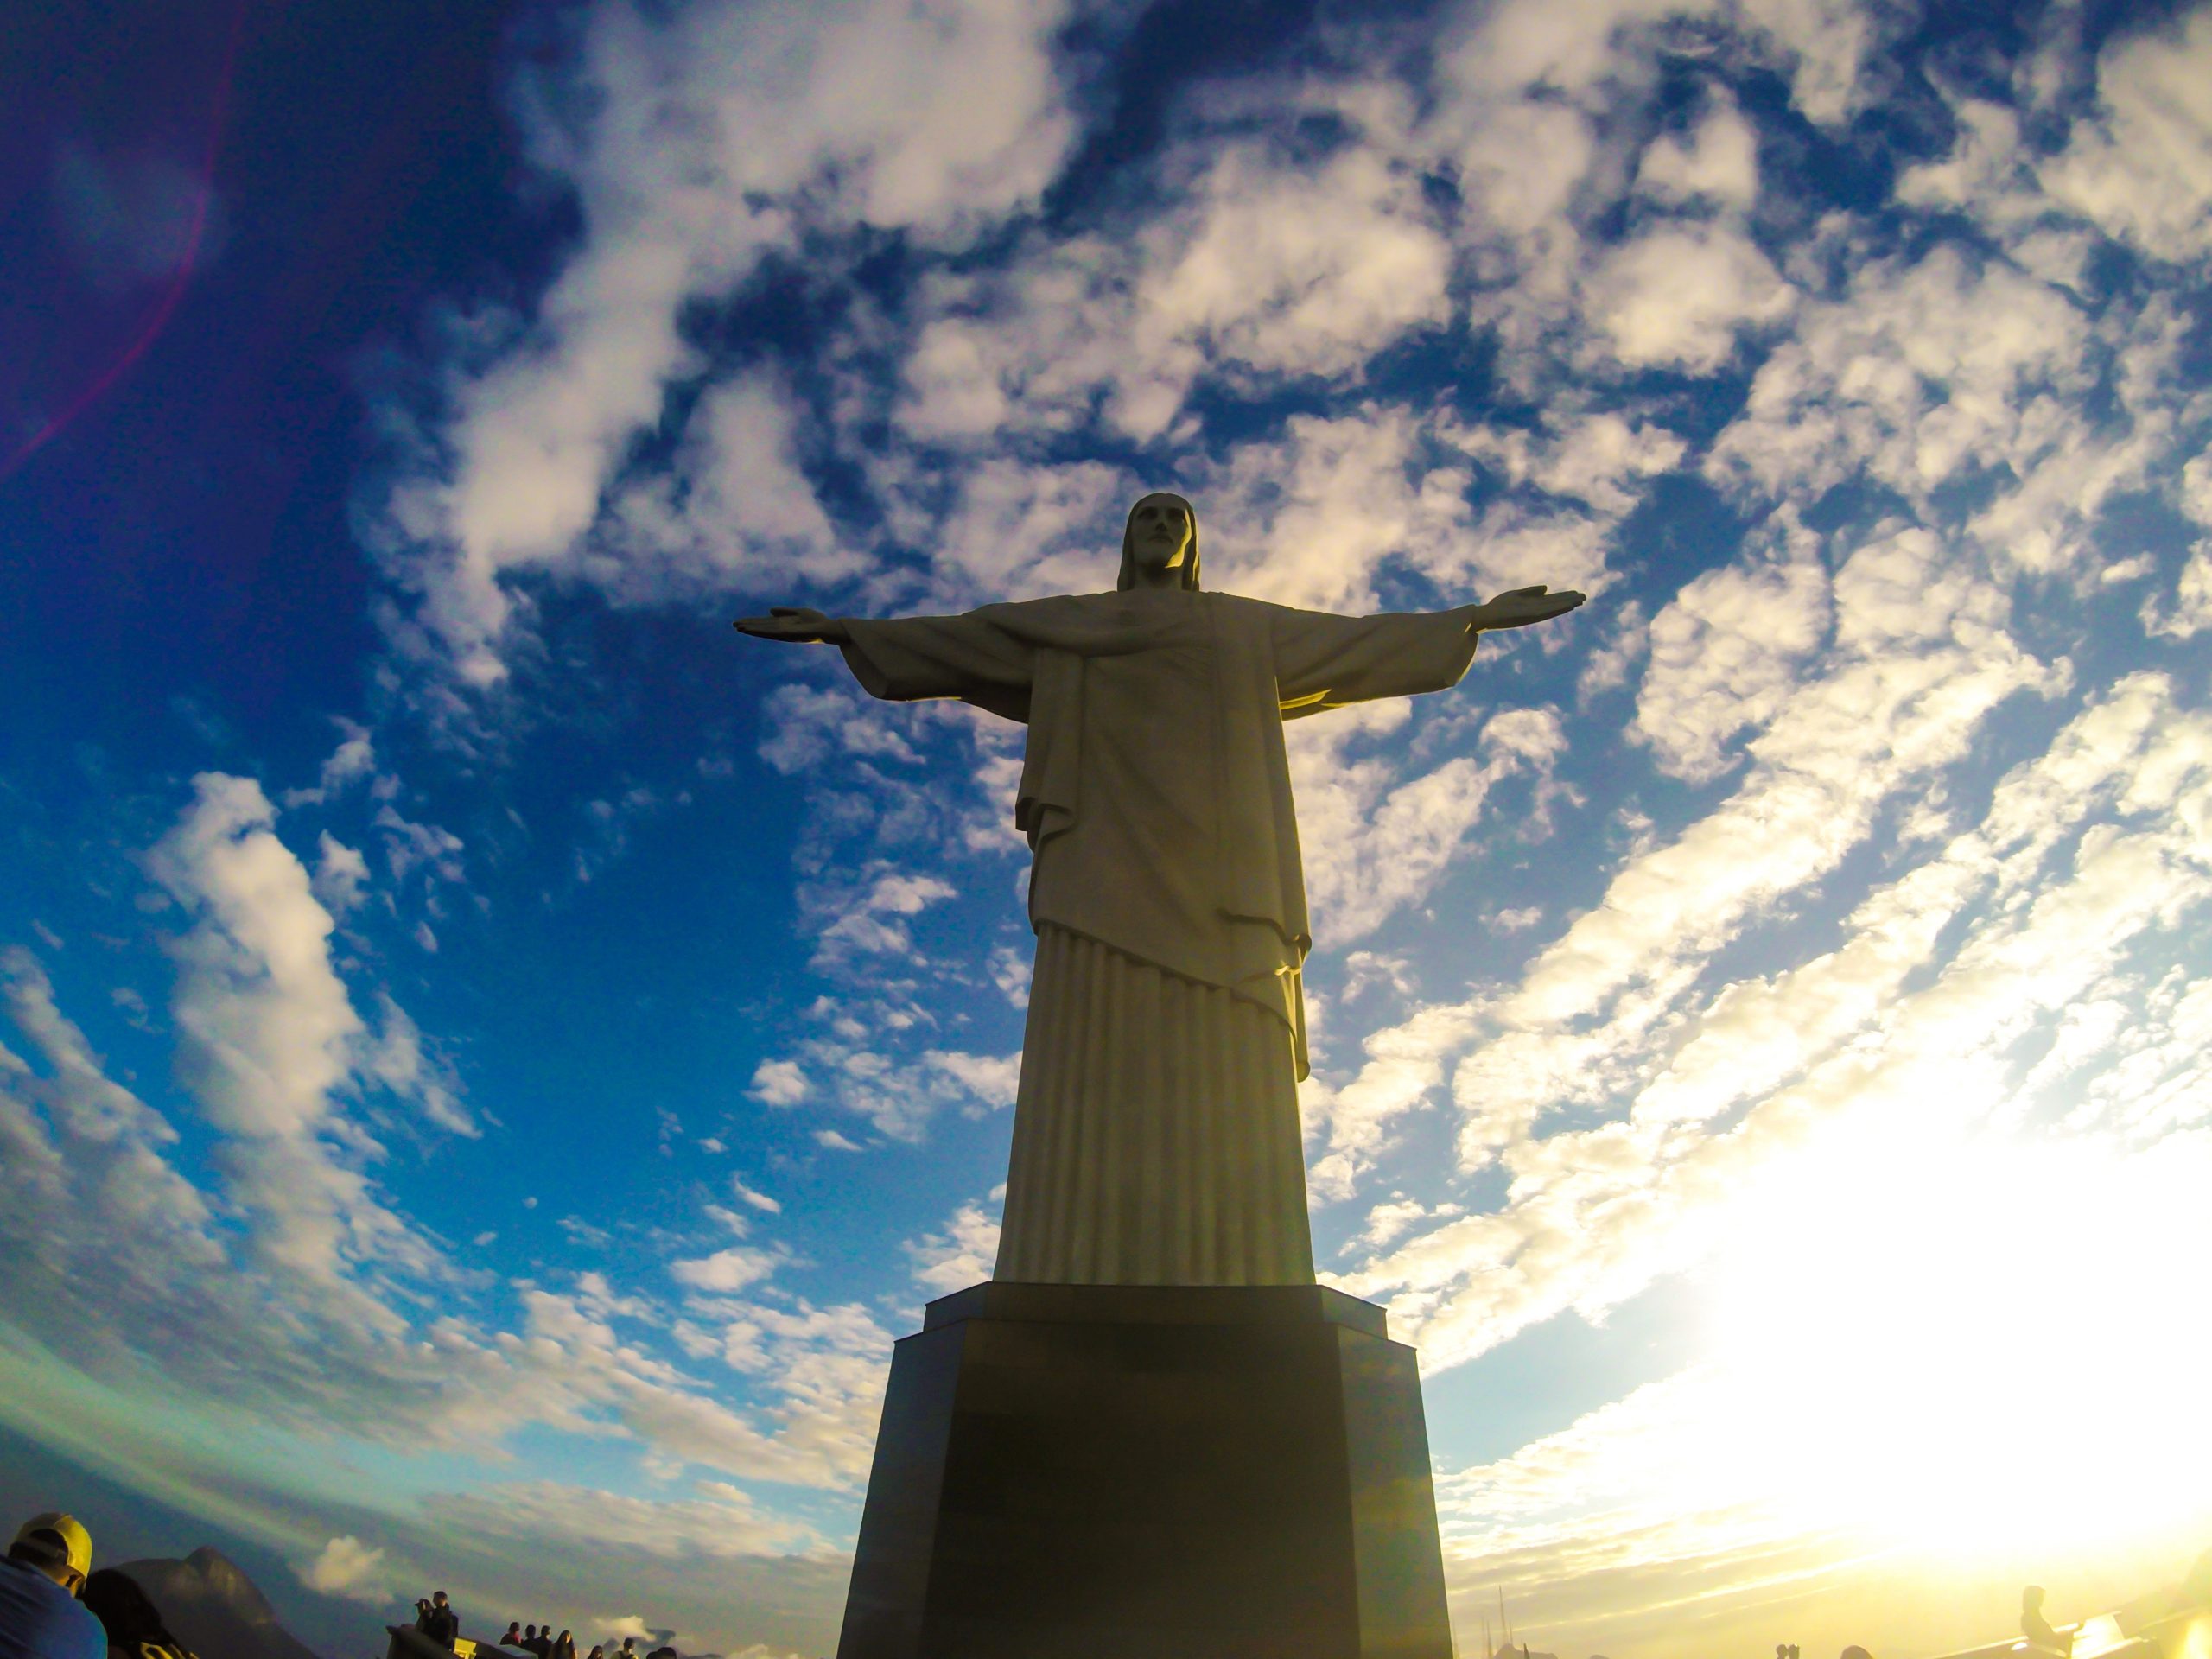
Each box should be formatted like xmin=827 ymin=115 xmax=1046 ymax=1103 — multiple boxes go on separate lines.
xmin=834 ymin=1281 xmax=1455 ymax=1659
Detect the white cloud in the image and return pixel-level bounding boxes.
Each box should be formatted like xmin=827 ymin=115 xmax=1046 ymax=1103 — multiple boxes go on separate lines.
xmin=1637 ymin=93 xmax=1759 ymax=208
xmin=283 ymin=721 xmax=378 ymax=808
xmin=375 ymin=0 xmax=1087 ymax=684
xmin=362 ymin=995 xmax=475 ymax=1138
xmin=1292 ymin=704 xmax=1567 ymax=949
xmin=1632 ymin=539 xmax=1830 ymax=781
xmin=299 ymin=1535 xmax=389 ymax=1604
xmin=146 ymin=774 xmax=436 ymax=1306
xmin=809 ymin=865 xmax=958 ymax=967
xmin=906 ymin=1197 xmax=1002 ymax=1292
xmin=922 ymin=1048 xmax=1020 ymax=1111
xmin=729 ymin=1177 xmax=780 ymax=1214
xmin=2142 ymin=542 xmax=2212 ymax=639
xmin=896 ymin=101 xmax=1453 ymax=450
xmin=1707 ymin=245 xmax=2148 ymax=583
xmin=2038 ymin=6 xmax=2212 ymax=262
xmin=311 ymin=833 xmax=371 ymax=916
xmin=1581 ymin=223 xmax=1793 ymax=374
xmin=374 ymin=805 xmax=466 ymax=887
xmin=1331 ymin=669 xmax=2212 ymax=1376
xmin=669 ymin=1247 xmax=780 ymax=1294
xmin=757 ymin=681 xmax=923 ymax=776
xmin=602 ymin=369 xmax=860 ymax=601
xmin=747 ymin=1059 xmax=810 ymax=1107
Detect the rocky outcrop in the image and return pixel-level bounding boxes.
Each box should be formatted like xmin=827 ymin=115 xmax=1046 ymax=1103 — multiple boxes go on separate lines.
xmin=107 ymin=1547 xmax=322 ymax=1659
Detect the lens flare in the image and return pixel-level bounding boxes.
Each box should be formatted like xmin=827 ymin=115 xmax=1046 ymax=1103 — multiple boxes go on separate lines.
xmin=1699 ymin=1126 xmax=2212 ymax=1565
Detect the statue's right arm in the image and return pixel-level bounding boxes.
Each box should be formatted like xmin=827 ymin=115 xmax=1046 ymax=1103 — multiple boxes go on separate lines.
xmin=733 ymin=607 xmax=851 ymax=644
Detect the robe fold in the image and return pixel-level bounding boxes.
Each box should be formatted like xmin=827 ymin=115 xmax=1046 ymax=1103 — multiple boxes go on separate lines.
xmin=837 ymin=587 xmax=1479 ymax=1285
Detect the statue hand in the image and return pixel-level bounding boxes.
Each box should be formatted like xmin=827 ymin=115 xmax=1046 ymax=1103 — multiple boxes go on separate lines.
xmin=734 ymin=607 xmax=849 ymax=644
xmin=1470 ymin=585 xmax=1585 ymax=631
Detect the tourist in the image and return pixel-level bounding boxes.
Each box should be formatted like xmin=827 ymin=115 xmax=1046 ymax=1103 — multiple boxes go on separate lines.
xmin=2023 ymin=1586 xmax=2074 ymax=1655
xmin=418 ymin=1592 xmax=459 ymax=1649
xmin=501 ymin=1623 xmax=524 ymax=1649
xmin=550 ymin=1630 xmax=576 ymax=1659
xmin=0 ymin=1512 xmax=104 ymax=1659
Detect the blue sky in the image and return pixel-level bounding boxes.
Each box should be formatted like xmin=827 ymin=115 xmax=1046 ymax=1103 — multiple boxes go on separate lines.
xmin=4 ymin=1 xmax=2212 ymax=1656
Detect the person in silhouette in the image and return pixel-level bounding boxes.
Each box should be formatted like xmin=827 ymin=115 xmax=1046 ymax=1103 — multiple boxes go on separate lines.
xmin=2023 ymin=1586 xmax=2074 ymax=1654
xmin=501 ymin=1623 xmax=524 ymax=1649
xmin=550 ymin=1630 xmax=576 ymax=1659
xmin=79 ymin=1570 xmax=196 ymax=1659
xmin=529 ymin=1623 xmax=553 ymax=1657
xmin=0 ymin=1512 xmax=104 ymax=1659
xmin=419 ymin=1592 xmax=459 ymax=1649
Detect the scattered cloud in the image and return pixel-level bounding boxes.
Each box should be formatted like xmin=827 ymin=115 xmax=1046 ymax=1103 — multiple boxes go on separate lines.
xmin=298 ymin=1535 xmax=389 ymax=1605
xmin=905 ymin=1197 xmax=1001 ymax=1293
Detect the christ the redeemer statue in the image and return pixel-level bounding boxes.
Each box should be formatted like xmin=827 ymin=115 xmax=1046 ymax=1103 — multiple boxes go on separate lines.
xmin=739 ymin=493 xmax=1582 ymax=1288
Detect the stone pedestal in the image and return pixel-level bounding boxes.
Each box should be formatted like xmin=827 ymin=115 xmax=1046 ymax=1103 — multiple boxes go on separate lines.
xmin=834 ymin=1281 xmax=1455 ymax=1659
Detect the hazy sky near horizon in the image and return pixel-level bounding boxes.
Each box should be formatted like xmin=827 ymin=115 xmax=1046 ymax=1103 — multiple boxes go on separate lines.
xmin=4 ymin=1 xmax=2211 ymax=1656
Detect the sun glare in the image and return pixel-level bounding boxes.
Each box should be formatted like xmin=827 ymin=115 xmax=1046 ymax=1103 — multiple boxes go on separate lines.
xmin=1699 ymin=1123 xmax=2212 ymax=1565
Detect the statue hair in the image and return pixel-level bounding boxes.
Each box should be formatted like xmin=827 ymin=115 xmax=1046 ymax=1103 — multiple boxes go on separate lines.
xmin=1116 ymin=492 xmax=1201 ymax=591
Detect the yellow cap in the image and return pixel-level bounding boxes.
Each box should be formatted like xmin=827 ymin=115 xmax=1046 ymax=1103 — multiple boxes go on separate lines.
xmin=12 ymin=1513 xmax=92 ymax=1580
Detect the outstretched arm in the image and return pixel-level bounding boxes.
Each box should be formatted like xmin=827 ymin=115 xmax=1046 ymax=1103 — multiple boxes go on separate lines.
xmin=735 ymin=603 xmax=1036 ymax=722
xmin=1460 ymin=584 xmax=1586 ymax=632
xmin=734 ymin=606 xmax=851 ymax=644
xmin=1271 ymin=583 xmax=1588 ymax=714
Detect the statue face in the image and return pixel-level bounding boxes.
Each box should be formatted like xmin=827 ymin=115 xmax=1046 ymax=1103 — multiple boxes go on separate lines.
xmin=1128 ymin=494 xmax=1192 ymax=573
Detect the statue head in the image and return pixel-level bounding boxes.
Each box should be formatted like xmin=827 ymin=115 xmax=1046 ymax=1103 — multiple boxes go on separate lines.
xmin=1117 ymin=492 xmax=1199 ymax=590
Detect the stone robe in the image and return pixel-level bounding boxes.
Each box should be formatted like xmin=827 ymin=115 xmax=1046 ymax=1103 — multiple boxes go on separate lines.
xmin=837 ymin=587 xmax=1479 ymax=1284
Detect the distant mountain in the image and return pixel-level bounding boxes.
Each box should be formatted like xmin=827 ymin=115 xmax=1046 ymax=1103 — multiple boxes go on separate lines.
xmin=108 ymin=1546 xmax=322 ymax=1659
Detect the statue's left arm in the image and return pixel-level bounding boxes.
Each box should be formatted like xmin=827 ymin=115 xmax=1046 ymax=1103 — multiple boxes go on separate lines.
xmin=1268 ymin=586 xmax=1584 ymax=716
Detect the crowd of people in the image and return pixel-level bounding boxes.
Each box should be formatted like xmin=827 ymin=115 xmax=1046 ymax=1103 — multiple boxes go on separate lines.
xmin=5 ymin=1501 xmax=2157 ymax=1659
xmin=0 ymin=1510 xmax=687 ymax=1659
xmin=412 ymin=1599 xmax=677 ymax=1659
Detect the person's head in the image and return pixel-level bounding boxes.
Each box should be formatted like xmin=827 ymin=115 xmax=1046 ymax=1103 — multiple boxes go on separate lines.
xmin=8 ymin=1512 xmax=92 ymax=1596
xmin=2024 ymin=1586 xmax=2046 ymax=1611
xmin=527 ymin=1624 xmax=538 ymax=1637
xmin=1116 ymin=493 xmax=1199 ymax=592
xmin=433 ymin=1591 xmax=449 ymax=1608
xmin=557 ymin=1631 xmax=571 ymax=1645
xmin=506 ymin=1621 xmax=522 ymax=1636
